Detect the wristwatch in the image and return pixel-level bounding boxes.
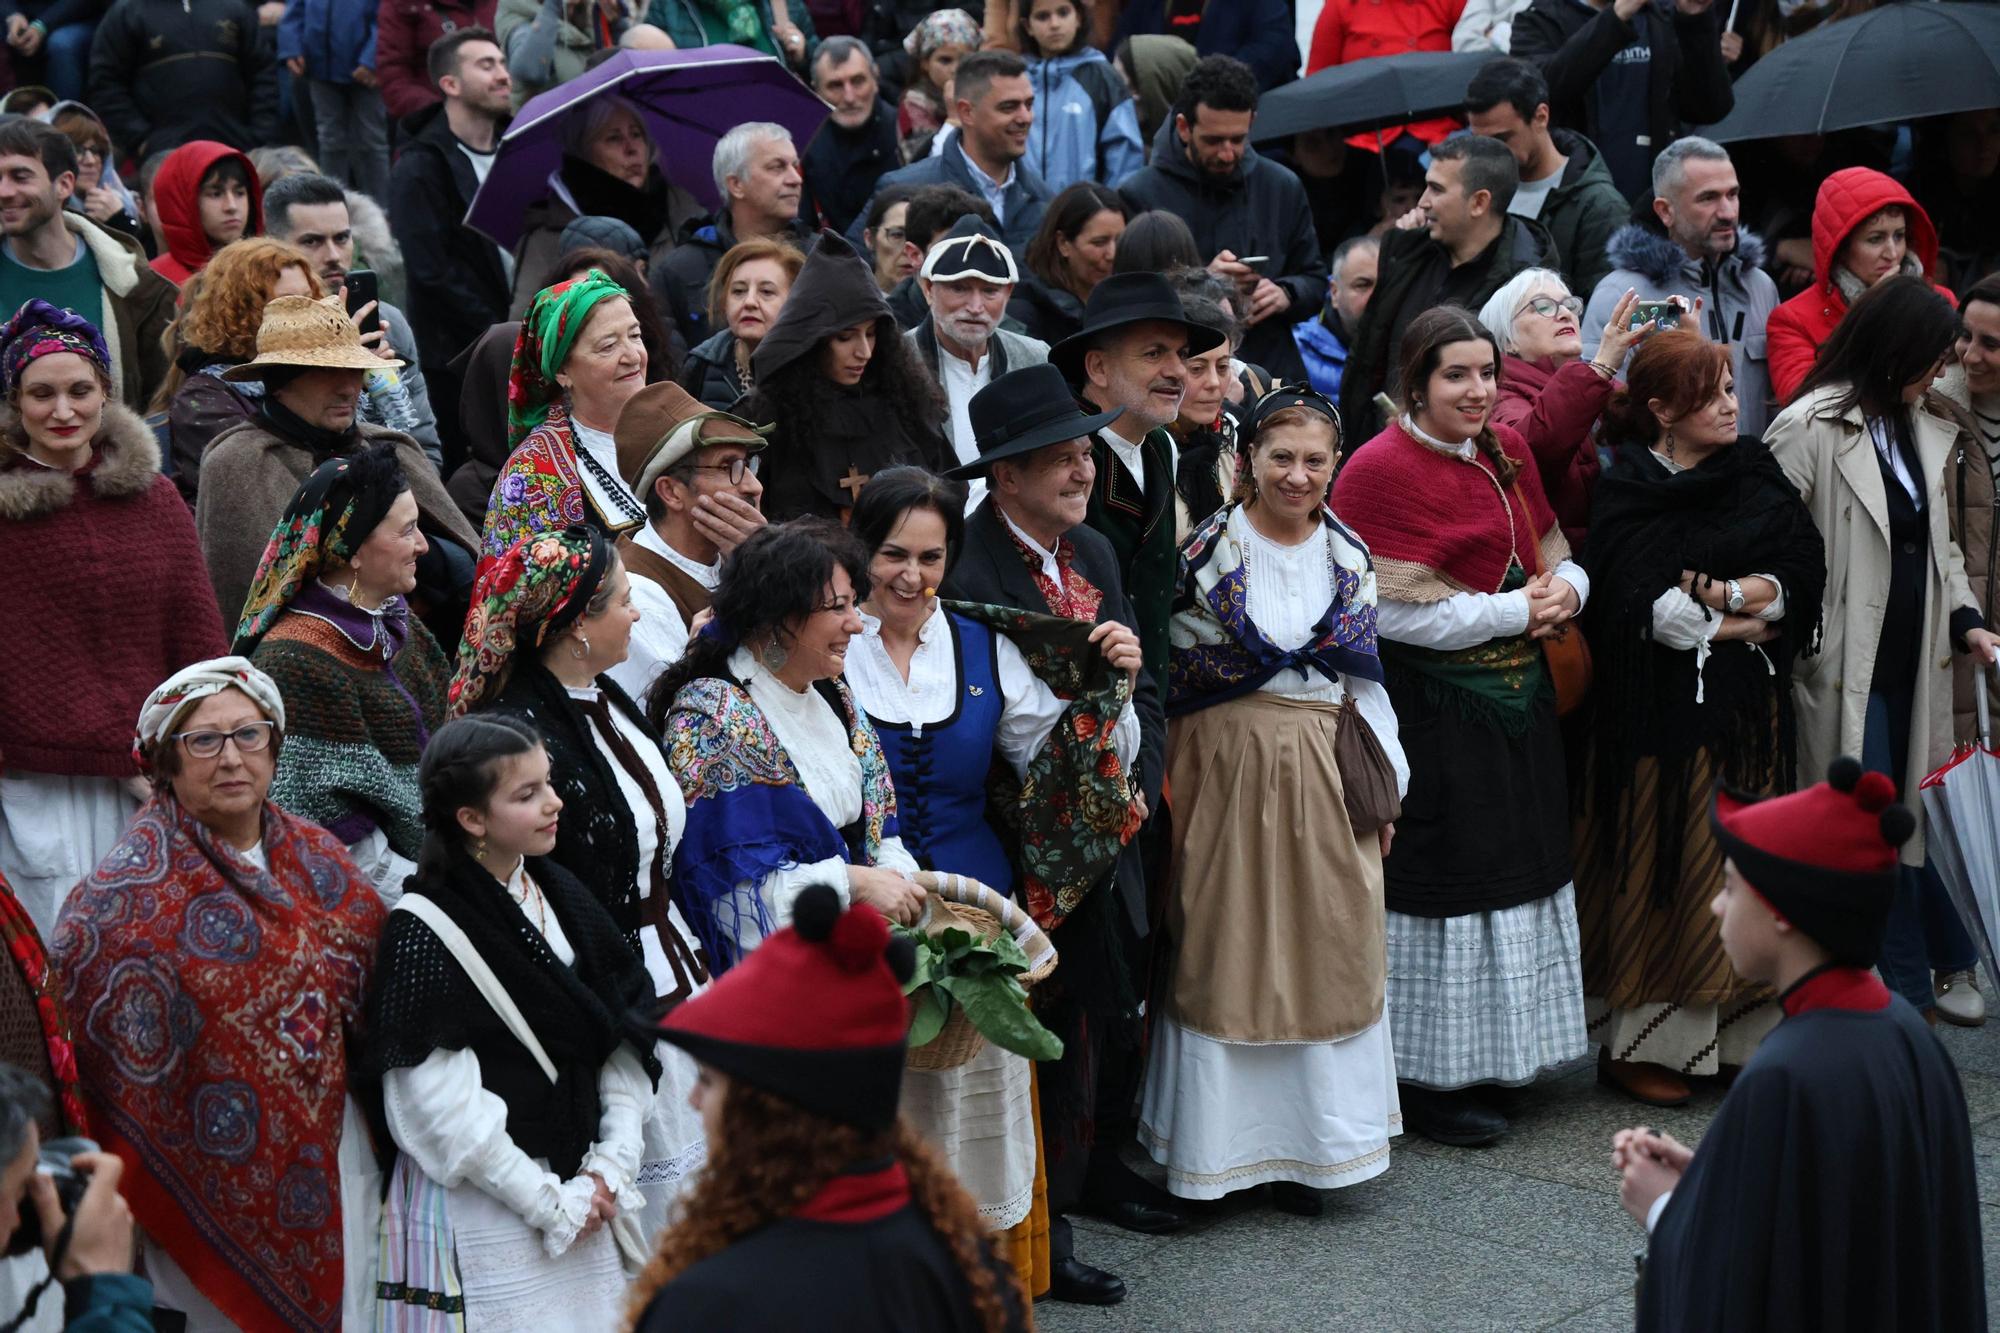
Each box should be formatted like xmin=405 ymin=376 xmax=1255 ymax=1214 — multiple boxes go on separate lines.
xmin=1725 ymin=579 xmax=1745 ymax=613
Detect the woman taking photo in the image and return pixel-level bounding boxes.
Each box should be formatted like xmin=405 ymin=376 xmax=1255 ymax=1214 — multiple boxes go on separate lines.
xmin=678 ymin=238 xmax=804 ymax=410
xmin=368 ymin=714 xmax=660 ymax=1330
xmin=1767 ymin=275 xmax=2000 ymax=1018
xmin=1576 ymin=331 xmax=1825 ymax=1106
xmin=57 ymin=658 xmax=386 ymax=1332
xmin=0 ymin=301 xmax=226 ymax=932
xmin=484 ymin=270 xmax=654 ymax=570
xmin=1477 ymin=275 xmax=1651 ymax=549
xmin=651 ymin=519 xmax=927 ymax=967
xmin=628 ymin=885 xmax=1028 ymax=1331
xmin=1144 ymin=385 xmax=1403 ymax=1213
xmin=449 ymin=524 xmax=711 ymax=1229
xmin=236 ymin=443 xmax=452 ymax=894
xmin=1331 ymin=306 xmax=1590 ymax=1148
xmin=1011 ymin=182 xmax=1128 ymax=345
xmin=743 ymin=232 xmax=948 ymax=523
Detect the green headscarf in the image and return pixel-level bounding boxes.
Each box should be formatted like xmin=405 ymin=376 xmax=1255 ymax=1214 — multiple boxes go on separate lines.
xmin=505 ymin=268 xmax=630 ymax=454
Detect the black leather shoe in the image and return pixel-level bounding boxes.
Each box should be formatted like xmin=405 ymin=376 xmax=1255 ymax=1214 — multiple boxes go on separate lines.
xmin=1046 ymin=1257 xmax=1127 ymax=1305
xmin=1083 ymin=1197 xmax=1189 ymax=1234
xmin=1268 ymin=1181 xmax=1324 ymax=1216
xmin=1400 ymin=1083 xmax=1508 ymax=1147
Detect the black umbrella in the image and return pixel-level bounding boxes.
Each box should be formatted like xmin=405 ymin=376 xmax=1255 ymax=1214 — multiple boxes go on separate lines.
xmin=1249 ymin=50 xmax=1495 ymax=143
xmin=1701 ymin=2 xmax=2000 ymax=143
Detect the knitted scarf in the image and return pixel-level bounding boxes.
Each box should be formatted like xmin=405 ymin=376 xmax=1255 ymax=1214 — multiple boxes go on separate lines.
xmin=506 ymin=269 xmax=628 ymax=454
xmin=52 ymin=797 xmax=384 ymax=1333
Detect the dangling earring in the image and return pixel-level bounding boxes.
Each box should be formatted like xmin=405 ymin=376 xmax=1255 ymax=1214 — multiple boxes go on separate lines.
xmin=1664 ymin=429 xmax=1677 ymax=461
xmin=760 ymin=638 xmax=789 ymax=672
xmin=571 ymin=634 xmax=591 ymax=659
xmin=474 ymin=837 xmax=488 ymax=863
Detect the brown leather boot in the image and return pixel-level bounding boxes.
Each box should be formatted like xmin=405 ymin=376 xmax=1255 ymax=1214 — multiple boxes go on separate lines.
xmin=1597 ymin=1047 xmax=1693 ymax=1107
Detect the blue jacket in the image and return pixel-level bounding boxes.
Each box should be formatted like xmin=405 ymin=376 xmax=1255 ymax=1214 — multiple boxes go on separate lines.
xmin=1024 ymin=49 xmax=1143 ymax=192
xmin=1293 ymin=310 xmax=1349 ymax=400
xmin=1113 ymin=0 xmax=1299 ymax=90
xmin=844 ymin=134 xmax=1051 ymax=257
xmin=278 ymin=0 xmax=378 ymax=80
xmin=62 ymin=1275 xmax=155 ymax=1333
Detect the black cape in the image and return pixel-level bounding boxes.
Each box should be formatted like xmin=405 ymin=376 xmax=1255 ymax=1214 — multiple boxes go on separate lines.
xmin=1638 ymin=975 xmax=1986 ymax=1332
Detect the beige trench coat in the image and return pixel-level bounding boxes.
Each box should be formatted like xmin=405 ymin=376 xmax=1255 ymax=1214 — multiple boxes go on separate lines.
xmin=1765 ymin=384 xmax=1981 ymax=865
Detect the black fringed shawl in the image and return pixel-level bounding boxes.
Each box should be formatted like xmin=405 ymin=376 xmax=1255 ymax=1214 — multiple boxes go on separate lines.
xmin=1579 ymin=438 xmax=1827 ymax=904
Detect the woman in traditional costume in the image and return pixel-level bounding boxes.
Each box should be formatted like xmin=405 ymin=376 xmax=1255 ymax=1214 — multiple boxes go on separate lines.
xmin=367 ymin=713 xmax=659 ymax=1330
xmin=844 ymin=466 xmax=1143 ymax=1296
xmin=54 ymin=658 xmax=385 ymax=1332
xmin=235 ymin=443 xmax=452 ymax=895
xmin=448 ymin=525 xmax=710 ymax=1233
xmin=651 ymin=518 xmax=929 ymax=965
xmin=1330 ymin=306 xmax=1590 ymax=1148
xmin=482 ymin=270 xmax=653 ymax=571
xmin=1141 ymin=385 xmax=1404 ymax=1211
xmin=1576 ymin=331 xmax=1825 ymax=1105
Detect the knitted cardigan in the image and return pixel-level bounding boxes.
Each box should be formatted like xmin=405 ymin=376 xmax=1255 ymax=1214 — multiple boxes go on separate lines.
xmin=250 ymin=610 xmax=451 ymax=857
xmin=0 ymin=403 xmax=227 ymax=777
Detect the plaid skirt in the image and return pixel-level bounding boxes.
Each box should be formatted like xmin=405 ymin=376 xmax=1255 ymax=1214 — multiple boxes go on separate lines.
xmin=1384 ymin=887 xmax=1588 ymax=1089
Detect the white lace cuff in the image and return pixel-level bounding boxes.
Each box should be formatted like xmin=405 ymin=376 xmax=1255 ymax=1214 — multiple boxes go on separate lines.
xmin=579 ymin=1149 xmax=647 ymax=1213
xmin=534 ymin=1174 xmax=600 ymax=1257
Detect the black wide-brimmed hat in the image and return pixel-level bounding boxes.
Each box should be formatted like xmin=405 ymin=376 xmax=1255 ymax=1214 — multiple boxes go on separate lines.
xmin=947 ymin=362 xmax=1123 ymax=478
xmin=1048 ymin=271 xmax=1228 ymax=384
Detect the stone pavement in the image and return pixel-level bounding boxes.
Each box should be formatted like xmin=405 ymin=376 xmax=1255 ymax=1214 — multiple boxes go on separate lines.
xmin=1038 ymin=1020 xmax=2000 ymax=1332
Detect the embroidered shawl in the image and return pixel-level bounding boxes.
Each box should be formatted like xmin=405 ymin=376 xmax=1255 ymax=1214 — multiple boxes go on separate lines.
xmin=0 ymin=874 xmax=86 ymax=1136
xmin=946 ymin=601 xmax=1143 ymax=931
xmin=1168 ymin=503 xmax=1384 ymax=716
xmin=664 ymin=674 xmax=898 ymax=970
xmin=52 ymin=797 xmax=384 ymax=1333
xmin=480 ymin=402 xmax=639 ymax=575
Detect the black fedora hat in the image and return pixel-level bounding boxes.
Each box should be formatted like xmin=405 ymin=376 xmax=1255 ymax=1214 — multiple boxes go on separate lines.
xmin=1048 ymin=272 xmax=1228 ymax=384
xmin=947 ymin=363 xmax=1124 ymax=478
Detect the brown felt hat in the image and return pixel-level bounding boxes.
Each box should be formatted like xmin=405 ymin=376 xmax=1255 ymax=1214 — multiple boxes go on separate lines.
xmin=615 ymin=381 xmax=769 ymax=499
xmin=223 ymin=295 xmax=398 ymax=380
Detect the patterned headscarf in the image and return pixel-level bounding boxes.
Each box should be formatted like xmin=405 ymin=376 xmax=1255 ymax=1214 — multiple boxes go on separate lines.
xmin=233 ymin=442 xmax=410 ymax=652
xmin=505 ymin=269 xmax=630 ymax=455
xmin=0 ymin=298 xmax=111 ymax=396
xmin=904 ymin=8 xmax=981 ymax=61
xmin=133 ymin=656 xmax=286 ymax=773
xmin=449 ymin=525 xmax=612 ymax=716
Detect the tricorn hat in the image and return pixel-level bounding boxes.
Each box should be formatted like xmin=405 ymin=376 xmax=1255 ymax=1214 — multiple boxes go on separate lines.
xmin=223 ymin=294 xmax=397 ymax=380
xmin=615 ymin=381 xmax=769 ymax=499
xmin=947 ymin=362 xmax=1123 ymax=478
xmin=1048 ymin=271 xmax=1226 ymax=384
xmin=920 ymin=214 xmax=1019 ymax=285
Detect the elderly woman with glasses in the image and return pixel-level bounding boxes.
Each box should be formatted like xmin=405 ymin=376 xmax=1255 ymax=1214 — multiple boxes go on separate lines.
xmin=1477 ymin=274 xmax=1652 ymax=549
xmin=54 ymin=657 xmax=388 ymax=1333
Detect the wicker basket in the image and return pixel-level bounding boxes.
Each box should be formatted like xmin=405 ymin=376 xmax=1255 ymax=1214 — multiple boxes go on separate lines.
xmin=906 ymin=872 xmax=1057 ymax=1072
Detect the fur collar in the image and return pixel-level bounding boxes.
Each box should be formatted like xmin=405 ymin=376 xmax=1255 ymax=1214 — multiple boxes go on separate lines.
xmin=1604 ymin=218 xmax=1768 ymax=287
xmin=60 ymin=210 xmax=142 ymax=297
xmin=0 ymin=403 xmax=161 ymax=520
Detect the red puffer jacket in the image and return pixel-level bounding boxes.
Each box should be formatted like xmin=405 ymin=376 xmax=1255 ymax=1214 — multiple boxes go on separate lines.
xmin=1766 ymin=167 xmax=1955 ymax=404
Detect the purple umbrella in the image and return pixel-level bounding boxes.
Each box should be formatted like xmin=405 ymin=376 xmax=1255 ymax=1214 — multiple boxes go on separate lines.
xmin=464 ymin=45 xmax=830 ymax=251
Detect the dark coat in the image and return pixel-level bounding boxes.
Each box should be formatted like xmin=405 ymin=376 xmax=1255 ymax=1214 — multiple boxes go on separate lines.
xmin=1538 ymin=128 xmax=1630 ymax=297
xmin=1006 ymin=271 xmax=1086 ymax=346
xmin=1112 ymin=0 xmax=1299 ymax=90
xmin=375 ymin=0 xmax=496 ymax=119
xmin=390 ymin=102 xmax=514 ymax=379
xmin=802 ymin=98 xmax=900 ymax=235
xmin=1118 ymin=118 xmax=1325 ymax=381
xmin=844 ymin=134 xmax=1052 ymax=257
xmin=1084 ymin=424 xmax=1178 ymax=690
xmin=940 ymin=499 xmax=1165 ymax=940
xmin=677 ymin=329 xmax=750 ymax=411
xmin=652 ymin=210 xmax=816 ymax=348
xmin=86 ymin=0 xmax=279 ymax=157
xmin=1339 ymin=213 xmax=1558 ymax=440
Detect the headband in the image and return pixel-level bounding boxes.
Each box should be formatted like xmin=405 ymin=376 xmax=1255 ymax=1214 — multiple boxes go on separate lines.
xmin=0 ymin=299 xmax=110 ymax=396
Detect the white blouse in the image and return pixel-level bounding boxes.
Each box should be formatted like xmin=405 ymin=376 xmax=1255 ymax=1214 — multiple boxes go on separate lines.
xmin=572 ymin=419 xmax=643 ymax=526
xmin=721 ymin=647 xmax=919 ymax=949
xmin=381 ymin=860 xmax=653 ymax=1255
xmin=606 ymin=524 xmax=719 ymax=701
xmin=1376 ymin=558 xmax=1593 ymax=650
xmin=846 ymin=605 xmax=1142 ymax=780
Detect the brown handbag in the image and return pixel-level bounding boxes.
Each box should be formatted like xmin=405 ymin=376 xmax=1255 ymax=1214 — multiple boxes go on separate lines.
xmin=1335 ymin=702 xmax=1402 ymax=836
xmin=1511 ymin=479 xmax=1593 ymax=716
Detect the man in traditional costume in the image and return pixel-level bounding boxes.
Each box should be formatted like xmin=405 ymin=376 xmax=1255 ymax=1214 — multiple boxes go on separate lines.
xmin=1615 ymin=757 xmax=1986 ymax=1332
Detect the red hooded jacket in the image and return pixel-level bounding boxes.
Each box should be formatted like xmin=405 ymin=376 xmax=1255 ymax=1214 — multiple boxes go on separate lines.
xmin=147 ymin=141 xmax=264 ymax=288
xmin=1766 ymin=167 xmax=1954 ymax=404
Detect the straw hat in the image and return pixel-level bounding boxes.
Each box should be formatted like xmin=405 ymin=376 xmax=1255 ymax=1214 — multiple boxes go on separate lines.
xmin=223 ymin=295 xmax=398 ymax=381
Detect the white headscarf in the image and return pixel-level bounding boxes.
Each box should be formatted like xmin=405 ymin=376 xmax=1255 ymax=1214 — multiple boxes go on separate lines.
xmin=133 ymin=657 xmax=286 ymax=772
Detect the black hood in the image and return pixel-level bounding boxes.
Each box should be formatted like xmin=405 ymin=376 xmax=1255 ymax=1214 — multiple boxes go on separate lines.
xmin=751 ymin=229 xmax=896 ymax=382
xmin=1148 ymin=115 xmax=1257 ymax=198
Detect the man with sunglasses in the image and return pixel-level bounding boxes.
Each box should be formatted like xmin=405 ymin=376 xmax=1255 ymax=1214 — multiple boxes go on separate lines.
xmin=609 ymin=381 xmax=768 ymax=699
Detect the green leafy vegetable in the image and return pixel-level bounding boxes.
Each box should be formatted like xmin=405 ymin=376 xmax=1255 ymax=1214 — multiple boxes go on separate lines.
xmin=892 ymin=922 xmax=1063 ymax=1062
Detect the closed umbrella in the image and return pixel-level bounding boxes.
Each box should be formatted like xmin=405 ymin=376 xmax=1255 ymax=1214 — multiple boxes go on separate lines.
xmin=1249 ymin=50 xmax=1494 ymax=143
xmin=1921 ymin=662 xmax=2000 ymax=984
xmin=1702 ymin=2 xmax=2000 ymax=143
xmin=465 ymin=45 xmax=831 ymax=251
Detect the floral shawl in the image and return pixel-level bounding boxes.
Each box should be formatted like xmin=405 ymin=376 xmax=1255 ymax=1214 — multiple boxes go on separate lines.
xmin=664 ymin=673 xmax=897 ymax=970
xmin=1168 ymin=503 xmax=1384 ymax=717
xmin=52 ymin=797 xmax=384 ymax=1333
xmin=0 ymin=874 xmax=86 ymax=1136
xmin=480 ymin=401 xmax=610 ymax=575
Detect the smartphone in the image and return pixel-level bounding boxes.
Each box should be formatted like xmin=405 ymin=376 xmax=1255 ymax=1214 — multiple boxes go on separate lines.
xmin=1629 ymin=298 xmax=1683 ymax=333
xmin=1237 ymin=255 xmax=1270 ymax=265
xmin=345 ymin=267 xmax=380 ymax=339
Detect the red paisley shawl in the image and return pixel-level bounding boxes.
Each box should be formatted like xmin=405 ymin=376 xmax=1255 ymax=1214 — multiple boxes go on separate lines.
xmin=52 ymin=797 xmax=385 ymax=1333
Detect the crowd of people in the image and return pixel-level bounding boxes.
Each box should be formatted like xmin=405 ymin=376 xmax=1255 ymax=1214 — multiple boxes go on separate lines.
xmin=0 ymin=0 xmax=1991 ymax=1329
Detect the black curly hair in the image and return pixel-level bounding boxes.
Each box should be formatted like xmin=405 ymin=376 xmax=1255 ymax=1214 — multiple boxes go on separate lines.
xmin=743 ymin=314 xmax=944 ymax=463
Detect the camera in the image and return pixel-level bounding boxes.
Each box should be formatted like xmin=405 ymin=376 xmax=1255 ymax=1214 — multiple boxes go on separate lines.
xmin=6 ymin=1136 xmax=97 ymax=1258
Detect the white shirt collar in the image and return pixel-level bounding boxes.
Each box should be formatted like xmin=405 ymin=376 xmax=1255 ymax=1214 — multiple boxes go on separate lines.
xmin=962 ymin=150 xmax=1013 ymax=194
xmin=997 ymin=504 xmax=1064 ymax=586
xmin=634 ymin=519 xmax=721 ymax=588
xmin=858 ymin=601 xmax=944 ymax=642
xmin=1401 ymin=413 xmax=1479 ymax=461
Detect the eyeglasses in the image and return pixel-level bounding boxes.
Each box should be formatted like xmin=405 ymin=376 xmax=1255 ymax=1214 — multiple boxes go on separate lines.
xmin=1517 ymin=295 xmax=1583 ymax=321
xmin=875 ymin=226 xmax=906 ymax=243
xmin=171 ymin=721 xmax=277 ymax=759
xmin=687 ymin=458 xmax=756 ymax=485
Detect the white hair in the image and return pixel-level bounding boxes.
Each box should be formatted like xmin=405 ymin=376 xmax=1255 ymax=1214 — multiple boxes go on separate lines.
xmin=712 ymin=121 xmax=794 ymax=200
xmin=1651 ymin=135 xmax=1731 ymax=202
xmin=1476 ymin=267 xmax=1571 ymax=354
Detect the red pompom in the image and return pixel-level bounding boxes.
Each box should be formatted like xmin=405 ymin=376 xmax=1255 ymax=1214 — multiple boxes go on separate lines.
xmin=1854 ymin=771 xmax=1896 ymax=813
xmin=830 ymin=902 xmax=890 ymax=972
